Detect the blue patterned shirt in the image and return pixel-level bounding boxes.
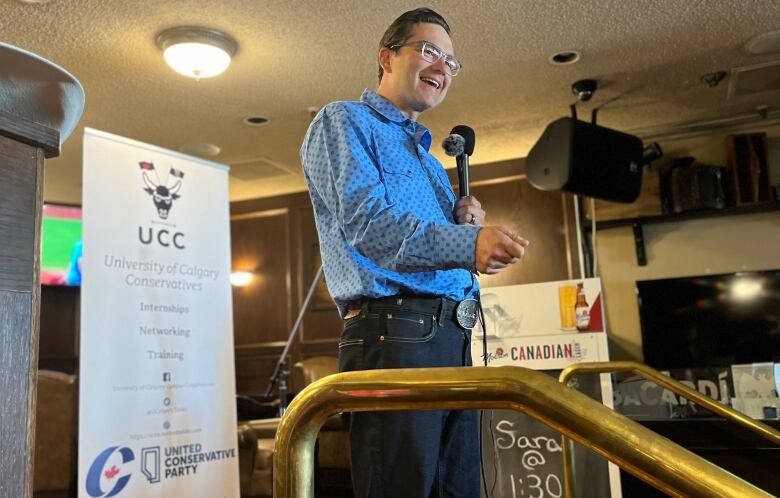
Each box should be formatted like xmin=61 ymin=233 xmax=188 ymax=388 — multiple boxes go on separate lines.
xmin=301 ymin=89 xmax=480 ymax=315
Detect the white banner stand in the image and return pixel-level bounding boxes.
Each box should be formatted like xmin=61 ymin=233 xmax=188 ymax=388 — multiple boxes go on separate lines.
xmin=78 ymin=128 xmax=239 ymax=498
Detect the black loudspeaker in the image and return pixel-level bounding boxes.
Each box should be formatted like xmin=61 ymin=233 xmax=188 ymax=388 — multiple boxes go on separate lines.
xmin=526 ymin=117 xmax=644 ymax=203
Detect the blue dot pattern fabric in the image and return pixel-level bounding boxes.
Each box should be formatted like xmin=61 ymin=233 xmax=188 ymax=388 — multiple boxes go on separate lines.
xmin=301 ymin=90 xmax=480 ymax=316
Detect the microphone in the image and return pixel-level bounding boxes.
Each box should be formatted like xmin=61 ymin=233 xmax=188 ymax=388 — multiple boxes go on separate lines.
xmin=442 ymin=133 xmax=465 ymax=157
xmin=442 ymin=125 xmax=475 ymax=198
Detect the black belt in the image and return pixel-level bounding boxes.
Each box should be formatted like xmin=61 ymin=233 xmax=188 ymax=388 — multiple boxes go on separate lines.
xmin=349 ymin=295 xmax=479 ymax=329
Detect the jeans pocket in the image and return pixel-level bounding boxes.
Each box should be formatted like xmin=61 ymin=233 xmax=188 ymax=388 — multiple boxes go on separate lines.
xmin=343 ymin=312 xmax=378 ymax=331
xmin=382 ymin=312 xmax=437 ymax=343
xmin=338 ymin=338 xmax=364 ymax=372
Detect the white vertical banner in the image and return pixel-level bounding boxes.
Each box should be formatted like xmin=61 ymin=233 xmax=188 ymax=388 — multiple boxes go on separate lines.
xmin=78 ymin=128 xmax=239 ymax=498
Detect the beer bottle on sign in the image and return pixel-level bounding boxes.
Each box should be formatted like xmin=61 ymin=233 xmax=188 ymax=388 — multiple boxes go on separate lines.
xmin=575 ymin=283 xmax=590 ymax=331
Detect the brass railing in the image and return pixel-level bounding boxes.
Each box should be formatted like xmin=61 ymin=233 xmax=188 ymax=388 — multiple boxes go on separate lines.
xmin=558 ymin=361 xmax=780 ymax=498
xmin=273 ymin=366 xmax=773 ymax=498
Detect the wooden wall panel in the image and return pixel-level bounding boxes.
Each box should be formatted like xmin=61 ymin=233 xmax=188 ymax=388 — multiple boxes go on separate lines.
xmin=230 ymin=193 xmax=342 ymax=394
xmin=447 ymin=157 xmax=578 ymax=282
xmin=38 ymin=286 xmax=79 ymax=373
xmin=234 ymin=345 xmax=286 ymax=395
xmin=230 ymin=209 xmax=291 ymax=346
xmin=474 ymin=178 xmax=572 ymax=288
xmin=297 ymin=206 xmax=341 ymax=349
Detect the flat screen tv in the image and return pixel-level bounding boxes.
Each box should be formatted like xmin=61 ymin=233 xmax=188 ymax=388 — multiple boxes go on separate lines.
xmin=40 ymin=204 xmax=82 ymax=286
xmin=637 ymin=269 xmax=780 ymax=370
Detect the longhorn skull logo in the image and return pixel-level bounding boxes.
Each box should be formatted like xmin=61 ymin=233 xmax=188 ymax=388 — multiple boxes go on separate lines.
xmin=139 ymin=162 xmax=183 ymax=219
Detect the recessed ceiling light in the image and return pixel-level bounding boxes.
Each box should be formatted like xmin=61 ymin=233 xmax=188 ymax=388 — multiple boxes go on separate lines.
xmin=549 ymin=50 xmax=581 ymax=65
xmin=178 ymin=143 xmax=221 ymax=157
xmin=156 ymin=26 xmax=238 ymax=79
xmin=243 ymin=116 xmax=270 ymax=127
xmin=744 ymin=30 xmax=780 ymax=55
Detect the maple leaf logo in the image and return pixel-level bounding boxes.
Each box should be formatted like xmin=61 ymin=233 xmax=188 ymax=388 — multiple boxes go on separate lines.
xmin=104 ymin=465 xmax=120 ymax=479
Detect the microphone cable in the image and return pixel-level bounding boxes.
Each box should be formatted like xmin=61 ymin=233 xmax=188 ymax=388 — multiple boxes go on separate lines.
xmin=476 ymin=290 xmax=491 ymax=498
xmin=476 ymin=290 xmax=500 ymax=498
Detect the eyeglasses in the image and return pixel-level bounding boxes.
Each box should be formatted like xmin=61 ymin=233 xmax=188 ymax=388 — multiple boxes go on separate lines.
xmin=389 ymin=40 xmax=462 ymax=76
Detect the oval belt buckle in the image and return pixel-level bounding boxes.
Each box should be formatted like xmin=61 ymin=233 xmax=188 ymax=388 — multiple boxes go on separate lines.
xmin=456 ymin=298 xmax=478 ymax=329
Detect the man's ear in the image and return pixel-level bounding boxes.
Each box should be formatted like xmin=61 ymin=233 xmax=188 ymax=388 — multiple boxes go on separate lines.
xmin=378 ymin=47 xmax=393 ymax=75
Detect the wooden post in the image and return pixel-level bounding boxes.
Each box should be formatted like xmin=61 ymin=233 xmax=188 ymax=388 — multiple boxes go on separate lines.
xmin=0 ymin=109 xmax=60 ymax=498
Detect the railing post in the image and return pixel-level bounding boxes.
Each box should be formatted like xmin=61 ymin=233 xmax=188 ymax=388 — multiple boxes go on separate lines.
xmin=0 ymin=111 xmax=56 ymax=498
xmin=0 ymin=43 xmax=83 ymax=498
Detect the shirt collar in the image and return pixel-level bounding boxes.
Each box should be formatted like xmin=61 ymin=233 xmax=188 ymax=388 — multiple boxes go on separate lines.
xmin=360 ymin=89 xmax=433 ymax=151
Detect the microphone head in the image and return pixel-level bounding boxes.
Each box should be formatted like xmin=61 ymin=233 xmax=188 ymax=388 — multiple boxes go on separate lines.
xmin=441 ymin=133 xmax=465 ymax=157
xmin=450 ymin=125 xmax=475 ymax=155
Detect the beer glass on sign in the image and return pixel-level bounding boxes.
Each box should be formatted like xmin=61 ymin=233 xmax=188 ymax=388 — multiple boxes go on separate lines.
xmin=558 ymin=283 xmax=577 ymax=331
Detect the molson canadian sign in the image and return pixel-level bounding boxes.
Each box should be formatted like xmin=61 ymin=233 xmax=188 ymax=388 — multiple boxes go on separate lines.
xmin=474 ymin=278 xmax=607 ymax=370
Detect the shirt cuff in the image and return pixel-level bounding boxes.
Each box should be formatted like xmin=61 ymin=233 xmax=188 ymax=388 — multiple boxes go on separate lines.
xmin=434 ymin=224 xmax=481 ymax=272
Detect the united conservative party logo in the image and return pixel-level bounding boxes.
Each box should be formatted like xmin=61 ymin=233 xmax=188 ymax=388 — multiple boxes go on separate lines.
xmin=85 ymin=446 xmax=135 ymax=497
xmin=85 ymin=441 xmax=237 ymax=495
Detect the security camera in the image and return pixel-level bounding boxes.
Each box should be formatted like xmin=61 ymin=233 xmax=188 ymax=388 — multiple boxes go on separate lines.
xmin=642 ymin=142 xmax=663 ymax=165
xmin=571 ymin=79 xmax=597 ymax=102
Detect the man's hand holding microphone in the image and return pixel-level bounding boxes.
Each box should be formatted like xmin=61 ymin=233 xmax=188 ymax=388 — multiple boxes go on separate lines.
xmin=453 ymin=195 xmax=529 ymax=275
xmin=445 ymin=125 xmax=529 ymax=276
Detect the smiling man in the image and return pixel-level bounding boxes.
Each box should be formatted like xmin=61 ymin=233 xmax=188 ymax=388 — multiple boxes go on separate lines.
xmin=301 ymin=8 xmax=528 ymax=498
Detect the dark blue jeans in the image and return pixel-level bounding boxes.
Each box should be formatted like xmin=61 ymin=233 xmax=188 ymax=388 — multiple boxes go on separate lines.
xmin=338 ymin=299 xmax=479 ymax=498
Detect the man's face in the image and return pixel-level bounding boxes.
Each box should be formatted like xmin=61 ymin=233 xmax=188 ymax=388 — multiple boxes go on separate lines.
xmin=379 ymin=22 xmax=455 ymax=119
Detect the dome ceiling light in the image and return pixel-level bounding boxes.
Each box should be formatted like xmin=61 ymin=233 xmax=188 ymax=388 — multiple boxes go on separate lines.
xmin=743 ymin=30 xmax=780 ymax=55
xmin=156 ymin=26 xmax=238 ymax=79
xmin=178 ymin=142 xmax=221 ymax=157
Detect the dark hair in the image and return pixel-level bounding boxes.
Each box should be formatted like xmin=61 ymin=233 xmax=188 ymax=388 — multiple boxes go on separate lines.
xmin=377 ymin=8 xmax=451 ymax=82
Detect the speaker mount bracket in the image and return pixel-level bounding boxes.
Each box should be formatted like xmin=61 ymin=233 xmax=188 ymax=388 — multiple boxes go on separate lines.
xmin=632 ymin=223 xmax=648 ymax=266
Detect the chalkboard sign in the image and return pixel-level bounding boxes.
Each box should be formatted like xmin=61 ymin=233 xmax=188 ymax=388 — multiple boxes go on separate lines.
xmin=479 ymin=371 xmax=617 ymax=498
